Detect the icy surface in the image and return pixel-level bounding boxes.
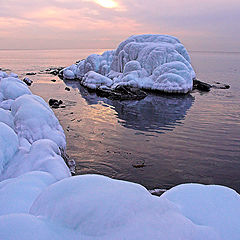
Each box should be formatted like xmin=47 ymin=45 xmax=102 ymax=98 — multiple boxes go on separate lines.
xmin=62 ymin=35 xmax=195 ymax=93
xmin=0 ymin=70 xmax=239 ymax=239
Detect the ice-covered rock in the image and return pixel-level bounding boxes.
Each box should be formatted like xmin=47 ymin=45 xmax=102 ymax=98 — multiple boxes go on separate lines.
xmin=2 ymin=174 xmax=240 ymax=240
xmin=162 ymin=183 xmax=240 ymax=240
xmin=0 ymin=77 xmax=31 ymax=100
xmin=0 ymin=171 xmax=56 ymax=215
xmin=1 ymin=139 xmax=71 ymax=181
xmin=0 ymin=122 xmax=19 ymax=174
xmin=11 ymin=94 xmax=66 ymax=149
xmin=62 ymin=35 xmax=195 ymax=93
xmin=0 ymin=70 xmax=70 ymax=179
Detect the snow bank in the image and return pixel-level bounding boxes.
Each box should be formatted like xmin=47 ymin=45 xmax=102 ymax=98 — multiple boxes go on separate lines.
xmin=0 ymin=70 xmax=240 ymax=240
xmin=62 ymin=34 xmax=195 ymax=93
xmin=0 ymin=71 xmax=70 ymax=179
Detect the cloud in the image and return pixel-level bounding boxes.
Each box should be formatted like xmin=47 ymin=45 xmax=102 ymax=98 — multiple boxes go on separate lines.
xmin=0 ymin=0 xmax=239 ymax=50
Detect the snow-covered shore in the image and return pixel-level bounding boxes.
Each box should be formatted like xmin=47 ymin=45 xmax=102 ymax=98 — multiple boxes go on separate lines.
xmin=0 ymin=70 xmax=240 ymax=239
xmin=62 ymin=34 xmax=196 ymax=94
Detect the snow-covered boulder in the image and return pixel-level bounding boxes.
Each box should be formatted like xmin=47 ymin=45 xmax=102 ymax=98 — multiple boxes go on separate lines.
xmin=11 ymin=94 xmax=66 ymax=149
xmin=0 ymin=70 xmax=70 ymax=180
xmin=0 ymin=122 xmax=19 ymax=174
xmin=62 ymin=34 xmax=195 ymax=93
xmin=1 ymin=174 xmax=240 ymax=239
xmin=0 ymin=77 xmax=31 ymax=100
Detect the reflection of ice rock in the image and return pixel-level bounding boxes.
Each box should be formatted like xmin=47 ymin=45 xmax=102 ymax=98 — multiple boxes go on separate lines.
xmin=109 ymin=94 xmax=194 ymax=132
xmin=63 ymin=35 xmax=195 ymax=93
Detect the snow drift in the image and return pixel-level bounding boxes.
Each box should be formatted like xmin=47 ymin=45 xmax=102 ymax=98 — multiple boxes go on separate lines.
xmin=0 ymin=70 xmax=240 ymax=240
xmin=62 ymin=34 xmax=196 ymax=93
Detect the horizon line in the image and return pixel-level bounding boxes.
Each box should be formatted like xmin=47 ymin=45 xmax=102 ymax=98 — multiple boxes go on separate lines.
xmin=0 ymin=48 xmax=240 ymax=54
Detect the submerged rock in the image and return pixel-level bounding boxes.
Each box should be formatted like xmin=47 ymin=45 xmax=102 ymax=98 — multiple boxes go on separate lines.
xmin=212 ymin=82 xmax=230 ymax=89
xmin=61 ymin=34 xmax=195 ymax=95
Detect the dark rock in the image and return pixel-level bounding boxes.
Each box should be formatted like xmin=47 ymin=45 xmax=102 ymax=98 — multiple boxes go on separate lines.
xmin=193 ymin=79 xmax=212 ymax=92
xmin=212 ymin=82 xmax=230 ymax=89
xmin=96 ymin=85 xmax=147 ymax=101
xmin=51 ymin=79 xmax=56 ymax=82
xmin=23 ymin=77 xmax=33 ymax=86
xmin=44 ymin=67 xmax=65 ymax=76
xmin=65 ymin=87 xmax=70 ymax=91
xmin=59 ymin=148 xmax=76 ymax=175
xmin=26 ymin=72 xmax=36 ymax=76
xmin=49 ymin=98 xmax=63 ymax=108
xmin=132 ymin=160 xmax=145 ymax=168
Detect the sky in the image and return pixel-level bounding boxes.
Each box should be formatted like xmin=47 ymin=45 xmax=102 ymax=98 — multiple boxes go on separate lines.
xmin=0 ymin=0 xmax=240 ymax=51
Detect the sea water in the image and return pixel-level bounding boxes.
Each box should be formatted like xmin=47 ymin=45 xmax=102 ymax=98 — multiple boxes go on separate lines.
xmin=0 ymin=49 xmax=239 ymax=191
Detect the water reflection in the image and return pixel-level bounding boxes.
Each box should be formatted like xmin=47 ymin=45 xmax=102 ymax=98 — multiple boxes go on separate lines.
xmin=64 ymin=80 xmax=194 ymax=133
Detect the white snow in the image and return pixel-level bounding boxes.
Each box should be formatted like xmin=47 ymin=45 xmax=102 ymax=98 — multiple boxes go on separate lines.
xmin=0 ymin=70 xmax=239 ymax=240
xmin=62 ymin=34 xmax=195 ymax=93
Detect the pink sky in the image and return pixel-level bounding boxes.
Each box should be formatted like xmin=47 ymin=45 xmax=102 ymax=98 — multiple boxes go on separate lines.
xmin=0 ymin=0 xmax=239 ymax=51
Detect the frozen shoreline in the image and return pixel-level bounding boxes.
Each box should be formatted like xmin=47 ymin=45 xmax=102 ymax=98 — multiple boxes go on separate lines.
xmin=0 ymin=69 xmax=240 ymax=239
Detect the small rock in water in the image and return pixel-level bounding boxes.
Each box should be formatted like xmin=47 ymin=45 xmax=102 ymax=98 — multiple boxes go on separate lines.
xmin=65 ymin=87 xmax=70 ymax=91
xmin=132 ymin=160 xmax=145 ymax=168
xmin=45 ymin=67 xmax=65 ymax=76
xmin=49 ymin=98 xmax=63 ymax=108
xmin=51 ymin=79 xmax=57 ymax=82
xmin=193 ymin=79 xmax=211 ymax=92
xmin=23 ymin=77 xmax=33 ymax=86
xmin=212 ymin=82 xmax=230 ymax=89
xmin=26 ymin=72 xmax=36 ymax=76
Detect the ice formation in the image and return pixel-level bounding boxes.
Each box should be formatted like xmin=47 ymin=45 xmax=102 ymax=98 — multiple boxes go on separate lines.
xmin=0 ymin=70 xmax=240 ymax=239
xmin=62 ymin=35 xmax=196 ymax=93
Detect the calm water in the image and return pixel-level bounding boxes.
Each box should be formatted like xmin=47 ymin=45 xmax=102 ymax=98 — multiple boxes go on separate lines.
xmin=0 ymin=49 xmax=240 ymax=191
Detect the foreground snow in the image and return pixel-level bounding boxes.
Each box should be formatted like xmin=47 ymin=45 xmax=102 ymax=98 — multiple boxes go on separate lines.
xmin=62 ymin=34 xmax=195 ymax=93
xmin=0 ymin=70 xmax=239 ymax=239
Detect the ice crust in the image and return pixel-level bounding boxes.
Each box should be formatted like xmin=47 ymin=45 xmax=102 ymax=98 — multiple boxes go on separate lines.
xmin=0 ymin=70 xmax=239 ymax=239
xmin=62 ymin=35 xmax=195 ymax=93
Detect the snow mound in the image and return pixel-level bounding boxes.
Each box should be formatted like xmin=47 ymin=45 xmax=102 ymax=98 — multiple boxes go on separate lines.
xmin=11 ymin=94 xmax=66 ymax=149
xmin=0 ymin=71 xmax=70 ymax=180
xmin=162 ymin=183 xmax=240 ymax=240
xmin=62 ymin=34 xmax=195 ymax=93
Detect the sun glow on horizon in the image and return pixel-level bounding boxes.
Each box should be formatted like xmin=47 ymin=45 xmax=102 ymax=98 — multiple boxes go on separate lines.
xmin=94 ymin=0 xmax=118 ymax=8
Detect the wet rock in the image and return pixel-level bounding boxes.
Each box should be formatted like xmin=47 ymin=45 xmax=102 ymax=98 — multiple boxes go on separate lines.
xmin=193 ymin=79 xmax=212 ymax=92
xmin=59 ymin=148 xmax=76 ymax=175
xmin=65 ymin=87 xmax=70 ymax=91
xmin=51 ymin=79 xmax=56 ymax=82
xmin=212 ymin=82 xmax=230 ymax=89
xmin=132 ymin=160 xmax=145 ymax=168
xmin=48 ymin=98 xmax=63 ymax=108
xmin=23 ymin=77 xmax=33 ymax=86
xmin=45 ymin=67 xmax=65 ymax=76
xmin=96 ymin=85 xmax=147 ymax=101
xmin=26 ymin=72 xmax=36 ymax=76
